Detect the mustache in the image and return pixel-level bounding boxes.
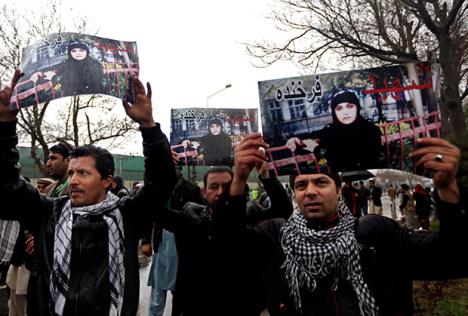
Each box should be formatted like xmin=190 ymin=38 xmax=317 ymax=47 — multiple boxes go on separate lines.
xmin=69 ymin=186 xmax=84 ymax=193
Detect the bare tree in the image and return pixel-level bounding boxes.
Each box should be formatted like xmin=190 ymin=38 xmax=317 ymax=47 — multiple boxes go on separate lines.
xmin=0 ymin=1 xmax=137 ymax=176
xmin=247 ymin=0 xmax=468 ymax=137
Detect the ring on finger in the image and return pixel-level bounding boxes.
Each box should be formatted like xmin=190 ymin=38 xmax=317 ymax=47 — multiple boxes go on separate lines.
xmin=434 ymin=154 xmax=443 ymax=162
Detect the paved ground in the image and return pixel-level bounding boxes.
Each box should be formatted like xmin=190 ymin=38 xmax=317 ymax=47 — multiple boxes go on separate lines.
xmin=138 ymin=257 xmax=173 ymax=316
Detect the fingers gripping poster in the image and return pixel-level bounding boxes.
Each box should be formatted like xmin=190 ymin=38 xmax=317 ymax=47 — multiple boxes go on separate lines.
xmin=10 ymin=32 xmax=139 ymax=109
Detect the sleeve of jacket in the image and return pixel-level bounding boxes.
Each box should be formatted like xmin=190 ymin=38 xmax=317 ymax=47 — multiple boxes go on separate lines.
xmin=247 ymin=176 xmax=293 ymax=224
xmin=126 ymin=124 xmax=176 ymax=220
xmin=213 ymin=182 xmax=247 ymax=230
xmin=0 ymin=120 xmax=20 ymax=186
xmin=409 ymin=185 xmax=468 ymax=279
xmin=358 ymin=183 xmax=468 ymax=280
xmin=0 ymin=121 xmax=51 ymax=222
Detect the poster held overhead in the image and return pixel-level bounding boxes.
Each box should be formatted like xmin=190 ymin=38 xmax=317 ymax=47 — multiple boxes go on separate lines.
xmin=258 ymin=63 xmax=441 ymax=176
xmin=10 ymin=32 xmax=139 ymax=109
xmin=170 ymin=108 xmax=259 ymax=167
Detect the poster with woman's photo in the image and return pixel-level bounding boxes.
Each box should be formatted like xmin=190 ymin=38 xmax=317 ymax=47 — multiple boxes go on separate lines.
xmin=10 ymin=32 xmax=139 ymax=109
xmin=170 ymin=108 xmax=259 ymax=167
xmin=258 ymin=63 xmax=441 ymax=176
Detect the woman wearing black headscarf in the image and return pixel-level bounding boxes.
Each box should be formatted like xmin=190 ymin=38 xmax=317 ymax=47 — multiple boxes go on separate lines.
xmin=56 ymin=41 xmax=105 ymax=97
xmin=314 ymin=90 xmax=384 ymax=172
xmin=198 ymin=117 xmax=233 ymax=166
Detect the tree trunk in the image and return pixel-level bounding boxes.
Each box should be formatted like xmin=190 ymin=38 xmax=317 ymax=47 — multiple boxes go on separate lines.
xmin=438 ymin=33 xmax=467 ymax=137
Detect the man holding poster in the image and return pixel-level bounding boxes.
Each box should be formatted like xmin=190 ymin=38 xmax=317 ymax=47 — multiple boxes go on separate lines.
xmin=223 ymin=133 xmax=468 ymax=315
xmin=0 ymin=70 xmax=175 ymax=316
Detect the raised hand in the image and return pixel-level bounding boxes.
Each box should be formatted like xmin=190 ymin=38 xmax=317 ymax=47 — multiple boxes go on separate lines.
xmin=0 ymin=69 xmax=22 ymax=122
xmin=230 ymin=133 xmax=269 ymax=196
xmin=122 ymin=75 xmax=156 ymax=128
xmin=410 ymin=137 xmax=461 ymax=203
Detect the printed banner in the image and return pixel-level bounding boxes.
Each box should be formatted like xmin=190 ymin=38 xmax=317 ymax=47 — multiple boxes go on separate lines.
xmin=10 ymin=32 xmax=139 ymax=109
xmin=258 ymin=63 xmax=440 ymax=176
xmin=170 ymin=108 xmax=259 ymax=167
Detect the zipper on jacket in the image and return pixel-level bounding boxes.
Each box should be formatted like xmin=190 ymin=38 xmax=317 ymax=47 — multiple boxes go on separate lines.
xmin=74 ymin=218 xmax=83 ymax=315
xmin=331 ymin=289 xmax=340 ymax=316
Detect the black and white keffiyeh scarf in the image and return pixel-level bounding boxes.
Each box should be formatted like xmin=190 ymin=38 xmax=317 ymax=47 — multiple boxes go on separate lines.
xmin=0 ymin=219 xmax=20 ymax=263
xmin=50 ymin=192 xmax=125 ymax=316
xmin=281 ymin=201 xmax=378 ymax=315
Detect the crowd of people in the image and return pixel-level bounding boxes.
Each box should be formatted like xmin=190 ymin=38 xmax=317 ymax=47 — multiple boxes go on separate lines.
xmin=1 ymin=68 xmax=467 ymax=316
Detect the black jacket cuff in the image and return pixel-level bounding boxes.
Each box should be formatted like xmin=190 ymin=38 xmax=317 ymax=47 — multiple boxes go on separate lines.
xmin=0 ymin=120 xmax=17 ymax=137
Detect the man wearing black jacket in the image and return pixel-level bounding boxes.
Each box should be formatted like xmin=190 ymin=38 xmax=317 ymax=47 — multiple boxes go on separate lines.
xmin=226 ymin=133 xmax=468 ymax=316
xmin=0 ymin=70 xmax=175 ymax=316
xmin=151 ymin=160 xmax=292 ymax=315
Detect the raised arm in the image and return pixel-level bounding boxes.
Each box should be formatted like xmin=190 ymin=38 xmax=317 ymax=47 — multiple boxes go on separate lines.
xmin=247 ymin=161 xmax=293 ymax=224
xmin=379 ymin=138 xmax=468 ymax=279
xmin=0 ymin=69 xmax=50 ymax=221
xmin=122 ymin=75 xmax=176 ymax=217
xmin=230 ymin=133 xmax=269 ymax=197
xmin=0 ymin=69 xmax=22 ymax=122
xmin=410 ymin=137 xmax=461 ymax=203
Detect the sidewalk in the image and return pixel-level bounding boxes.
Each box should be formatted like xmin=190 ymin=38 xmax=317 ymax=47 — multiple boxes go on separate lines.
xmin=138 ymin=257 xmax=172 ymax=316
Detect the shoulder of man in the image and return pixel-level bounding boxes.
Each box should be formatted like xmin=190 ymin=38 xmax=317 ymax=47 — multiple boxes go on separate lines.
xmin=179 ymin=201 xmax=208 ymax=225
xmin=42 ymin=180 xmax=58 ymax=197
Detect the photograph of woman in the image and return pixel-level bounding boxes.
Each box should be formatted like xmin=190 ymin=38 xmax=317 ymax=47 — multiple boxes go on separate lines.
xmin=182 ymin=117 xmax=233 ymax=166
xmin=314 ymin=90 xmax=384 ymax=171
xmin=56 ymin=41 xmax=105 ymax=97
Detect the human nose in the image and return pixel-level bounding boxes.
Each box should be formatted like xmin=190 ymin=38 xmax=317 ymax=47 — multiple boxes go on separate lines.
xmin=305 ymin=182 xmax=318 ymax=197
xmin=68 ymin=173 xmax=77 ymax=186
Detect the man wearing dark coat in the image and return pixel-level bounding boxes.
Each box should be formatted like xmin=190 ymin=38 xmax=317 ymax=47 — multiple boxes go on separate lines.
xmin=0 ymin=71 xmax=175 ymax=316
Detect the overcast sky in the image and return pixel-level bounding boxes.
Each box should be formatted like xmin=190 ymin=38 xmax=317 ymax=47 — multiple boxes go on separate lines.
xmin=7 ymin=0 xmax=305 ymax=154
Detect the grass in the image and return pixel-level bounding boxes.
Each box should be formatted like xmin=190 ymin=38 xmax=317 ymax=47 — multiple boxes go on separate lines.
xmin=413 ymin=279 xmax=468 ymax=315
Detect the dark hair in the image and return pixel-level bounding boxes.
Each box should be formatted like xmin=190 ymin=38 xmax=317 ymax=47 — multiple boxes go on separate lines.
xmin=401 ymin=184 xmax=410 ymax=191
xmin=114 ymin=175 xmax=124 ymax=188
xmin=50 ymin=140 xmax=74 ymax=158
xmin=203 ymin=166 xmax=233 ymax=187
xmin=69 ymin=145 xmax=115 ymax=179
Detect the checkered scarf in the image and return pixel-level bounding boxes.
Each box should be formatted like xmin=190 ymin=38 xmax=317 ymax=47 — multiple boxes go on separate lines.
xmin=0 ymin=220 xmax=20 ymax=263
xmin=50 ymin=192 xmax=125 ymax=316
xmin=281 ymin=201 xmax=378 ymax=315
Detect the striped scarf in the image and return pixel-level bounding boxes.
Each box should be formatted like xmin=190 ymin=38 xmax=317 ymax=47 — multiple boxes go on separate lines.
xmin=50 ymin=192 xmax=125 ymax=316
xmin=0 ymin=220 xmax=20 ymax=263
xmin=281 ymin=201 xmax=378 ymax=315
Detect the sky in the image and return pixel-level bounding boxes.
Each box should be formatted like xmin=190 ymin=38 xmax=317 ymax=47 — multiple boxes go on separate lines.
xmin=5 ymin=0 xmax=305 ymax=154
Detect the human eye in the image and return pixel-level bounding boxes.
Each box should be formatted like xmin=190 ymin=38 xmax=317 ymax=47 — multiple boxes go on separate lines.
xmin=77 ymin=169 xmax=89 ymax=177
xmin=316 ymin=178 xmax=329 ymax=186
xmin=335 ymin=105 xmax=343 ymax=111
xmin=294 ymin=181 xmax=306 ymax=190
